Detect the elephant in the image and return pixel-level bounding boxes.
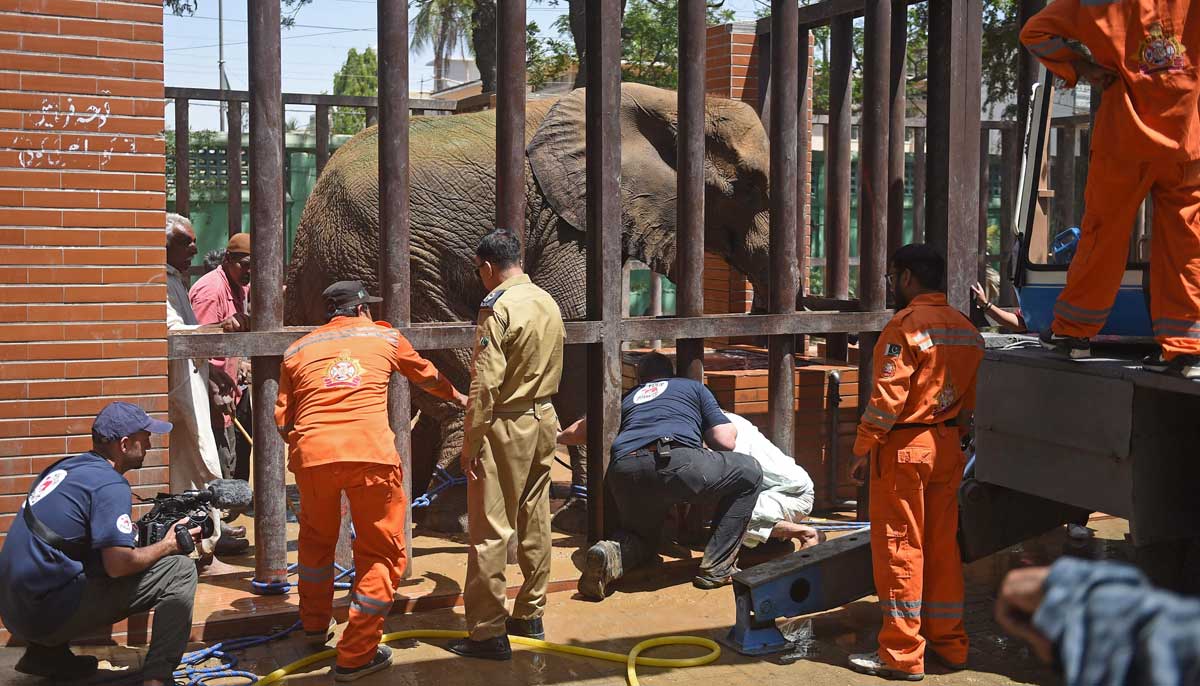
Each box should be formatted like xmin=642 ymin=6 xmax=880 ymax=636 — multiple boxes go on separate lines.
xmin=284 ymin=82 xmax=775 ymax=533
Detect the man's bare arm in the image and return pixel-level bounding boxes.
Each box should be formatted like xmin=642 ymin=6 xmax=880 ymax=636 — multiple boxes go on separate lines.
xmin=557 ymin=418 xmax=587 ymax=446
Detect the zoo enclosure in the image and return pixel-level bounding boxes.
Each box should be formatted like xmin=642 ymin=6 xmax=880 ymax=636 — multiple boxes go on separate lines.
xmin=167 ymin=0 xmax=985 ymax=591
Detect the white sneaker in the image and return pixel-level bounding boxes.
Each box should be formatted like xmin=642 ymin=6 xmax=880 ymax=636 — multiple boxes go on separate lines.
xmin=848 ymin=652 xmax=924 ymax=681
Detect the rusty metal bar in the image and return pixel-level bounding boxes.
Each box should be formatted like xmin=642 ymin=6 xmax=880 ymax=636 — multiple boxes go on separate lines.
xmin=585 ymin=0 xmax=622 ymax=543
xmin=926 ymin=0 xmax=982 ymax=312
xmin=315 ymin=104 xmax=330 ymax=175
xmin=496 ymin=0 xmax=526 ymax=243
xmin=365 ymin=106 xmax=378 ymax=128
xmin=377 ymin=0 xmax=413 ymax=575
xmin=767 ymin=0 xmax=799 ymax=451
xmin=912 ymin=126 xmax=926 ymax=243
xmin=675 ymin=0 xmax=706 ymax=382
xmin=754 ymin=0 xmax=923 ymax=33
xmin=165 ymin=86 xmax=457 ymax=111
xmin=174 ymin=99 xmax=190 ymax=217
xmin=999 ymin=127 xmax=1016 ymax=305
xmin=824 ymin=15 xmax=853 ymax=361
xmin=247 ymin=0 xmax=287 ymax=594
xmin=227 ymin=100 xmax=243 ymax=237
xmin=979 ymin=129 xmax=991 ymax=284
xmin=798 ymin=28 xmax=812 ymax=305
xmin=859 ymin=0 xmax=889 ymax=313
xmin=887 ymin=2 xmax=906 ymax=255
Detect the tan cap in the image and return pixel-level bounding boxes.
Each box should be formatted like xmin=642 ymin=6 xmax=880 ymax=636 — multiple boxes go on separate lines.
xmin=226 ymin=232 xmax=251 ymax=255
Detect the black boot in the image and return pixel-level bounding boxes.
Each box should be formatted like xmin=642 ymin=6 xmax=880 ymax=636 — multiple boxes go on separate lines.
xmin=505 ymin=616 xmax=545 ymax=640
xmin=448 ymin=635 xmax=512 ymax=661
xmin=15 ymin=643 xmax=99 ymax=681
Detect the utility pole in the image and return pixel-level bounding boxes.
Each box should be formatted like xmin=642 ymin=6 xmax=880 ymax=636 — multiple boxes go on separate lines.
xmin=219 ymin=0 xmax=227 ymax=131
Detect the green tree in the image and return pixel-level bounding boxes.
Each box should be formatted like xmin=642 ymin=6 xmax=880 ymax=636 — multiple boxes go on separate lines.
xmin=163 ymin=0 xmax=313 ymax=27
xmin=331 ymin=47 xmax=378 ymax=135
xmin=411 ymin=0 xmax=474 ymax=93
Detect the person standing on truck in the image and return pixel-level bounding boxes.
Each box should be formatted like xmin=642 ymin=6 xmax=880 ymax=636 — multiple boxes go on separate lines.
xmin=848 ymin=244 xmax=985 ymax=681
xmin=276 ymin=280 xmax=466 ymax=681
xmin=1020 ymin=1 xmax=1200 ymax=379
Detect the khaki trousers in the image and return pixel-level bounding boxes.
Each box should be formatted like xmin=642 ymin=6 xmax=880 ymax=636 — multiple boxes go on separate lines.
xmin=463 ymin=401 xmax=557 ymax=640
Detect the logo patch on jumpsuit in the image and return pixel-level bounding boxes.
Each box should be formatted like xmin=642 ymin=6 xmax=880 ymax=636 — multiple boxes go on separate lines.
xmin=324 ymin=350 xmax=364 ymax=388
xmin=935 ymin=380 xmax=958 ymax=414
xmin=881 ymin=360 xmax=897 ymax=379
xmin=885 ymin=343 xmax=902 ymax=357
xmin=1137 ymin=23 xmax=1187 ymax=74
xmin=632 ymin=380 xmax=669 ymax=404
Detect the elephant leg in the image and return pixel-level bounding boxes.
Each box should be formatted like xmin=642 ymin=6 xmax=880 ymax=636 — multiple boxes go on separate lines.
xmin=551 ymin=343 xmax=591 ymax=534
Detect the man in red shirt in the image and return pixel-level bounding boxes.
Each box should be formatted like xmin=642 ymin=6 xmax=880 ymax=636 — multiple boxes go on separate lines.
xmin=276 ymin=280 xmax=466 ymax=681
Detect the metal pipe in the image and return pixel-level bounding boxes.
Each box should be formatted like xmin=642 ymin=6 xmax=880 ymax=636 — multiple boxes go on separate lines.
xmin=1055 ymin=125 xmax=1077 ymax=231
xmin=999 ymin=127 xmax=1016 ymax=305
xmin=247 ymin=0 xmax=287 ymax=593
xmin=675 ymin=0 xmax=706 ymax=382
xmin=378 ymin=0 xmax=414 ymax=575
xmin=768 ymin=0 xmax=799 ymax=452
xmin=912 ymin=127 xmax=926 ymax=243
xmin=174 ymin=99 xmax=190 ymax=217
xmin=887 ymin=1 xmax=907 ymax=254
xmin=860 ymin=0 xmax=890 ymax=314
xmin=584 ymin=0 xmax=622 ymax=543
xmin=315 ymin=104 xmax=330 ymax=176
xmin=226 ymin=100 xmax=242 ymax=237
xmin=825 ymin=16 xmax=853 ymax=363
xmin=797 ymin=28 xmax=812 ymax=353
xmin=496 ymin=0 xmax=526 ymax=246
xmin=979 ymin=129 xmax=991 ymax=284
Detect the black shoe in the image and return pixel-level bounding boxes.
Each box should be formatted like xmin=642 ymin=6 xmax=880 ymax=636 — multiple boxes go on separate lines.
xmin=505 ymin=616 xmax=545 ymax=640
xmin=303 ymin=617 xmax=337 ymax=649
xmin=1142 ymin=351 xmax=1169 ymax=373
xmin=1039 ymin=329 xmax=1090 ymax=359
xmin=15 ymin=644 xmax=99 ymax=681
xmin=447 ymin=635 xmax=512 ymax=661
xmin=1163 ymin=354 xmax=1200 ymax=380
xmin=579 ymin=540 xmax=621 ymax=601
xmin=333 ymin=645 xmax=393 ymax=682
xmin=693 ymin=567 xmax=739 ymax=590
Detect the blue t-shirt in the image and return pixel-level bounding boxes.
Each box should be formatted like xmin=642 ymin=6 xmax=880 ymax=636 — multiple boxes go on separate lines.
xmin=610 ymin=377 xmax=731 ymax=459
xmin=0 ymin=452 xmax=136 ymax=639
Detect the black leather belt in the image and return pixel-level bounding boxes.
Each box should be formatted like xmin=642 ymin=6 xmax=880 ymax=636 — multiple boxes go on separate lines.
xmin=893 ymin=417 xmax=959 ymax=431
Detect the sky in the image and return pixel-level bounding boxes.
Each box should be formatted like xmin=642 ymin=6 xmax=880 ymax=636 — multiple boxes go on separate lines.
xmin=164 ymin=0 xmax=770 ymax=131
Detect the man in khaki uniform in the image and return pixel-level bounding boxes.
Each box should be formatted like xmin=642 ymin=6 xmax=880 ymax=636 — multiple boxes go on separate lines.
xmin=449 ymin=228 xmax=565 ymax=661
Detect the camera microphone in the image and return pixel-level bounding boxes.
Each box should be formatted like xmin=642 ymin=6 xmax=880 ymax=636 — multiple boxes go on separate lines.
xmin=206 ymin=479 xmax=253 ymax=510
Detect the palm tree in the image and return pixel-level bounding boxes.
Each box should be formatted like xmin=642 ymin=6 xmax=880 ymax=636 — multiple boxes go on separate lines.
xmin=411 ymin=0 xmax=475 ymax=93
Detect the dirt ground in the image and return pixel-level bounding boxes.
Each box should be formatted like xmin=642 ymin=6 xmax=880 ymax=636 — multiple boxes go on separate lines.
xmin=0 ymin=516 xmax=1133 ymax=686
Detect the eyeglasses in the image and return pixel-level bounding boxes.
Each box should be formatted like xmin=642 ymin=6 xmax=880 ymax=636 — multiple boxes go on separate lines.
xmin=885 ymin=271 xmax=900 ymax=285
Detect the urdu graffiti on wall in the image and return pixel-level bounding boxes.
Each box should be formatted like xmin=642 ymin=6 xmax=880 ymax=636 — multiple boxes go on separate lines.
xmin=15 ymin=93 xmax=137 ymax=170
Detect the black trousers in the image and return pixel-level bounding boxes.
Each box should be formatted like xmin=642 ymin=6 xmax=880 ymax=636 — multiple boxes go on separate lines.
xmin=607 ymin=445 xmax=763 ymax=577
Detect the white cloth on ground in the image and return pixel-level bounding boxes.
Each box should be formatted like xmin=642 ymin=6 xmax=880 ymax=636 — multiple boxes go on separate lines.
xmin=167 ymin=264 xmax=222 ymax=493
xmin=725 ymin=411 xmax=816 ymax=546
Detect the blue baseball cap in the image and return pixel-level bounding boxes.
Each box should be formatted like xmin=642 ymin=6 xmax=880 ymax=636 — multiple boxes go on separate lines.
xmin=91 ymin=402 xmax=172 ymax=441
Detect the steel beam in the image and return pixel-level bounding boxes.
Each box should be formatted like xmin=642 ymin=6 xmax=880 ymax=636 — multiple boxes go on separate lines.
xmin=165 ymin=86 xmax=457 ymax=111
xmin=496 ymin=0 xmax=526 ymax=244
xmin=887 ymin=1 xmax=906 ymax=255
xmin=926 ymin=0 xmax=982 ymax=312
xmin=585 ymin=0 xmax=623 ymax=543
xmin=621 ymin=312 xmax=892 ymax=341
xmin=315 ymin=104 xmax=330 ymax=175
xmin=174 ymin=99 xmax=190 ymax=217
xmin=247 ymin=0 xmax=287 ymax=594
xmin=767 ymin=0 xmax=799 ymax=451
xmin=675 ymin=0 xmax=706 ymax=382
xmin=378 ymin=0 xmax=414 ymax=575
xmin=227 ymin=100 xmax=242 ymax=236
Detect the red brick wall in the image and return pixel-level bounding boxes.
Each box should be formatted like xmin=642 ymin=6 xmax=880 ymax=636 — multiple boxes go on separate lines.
xmin=0 ymin=0 xmax=167 ymax=542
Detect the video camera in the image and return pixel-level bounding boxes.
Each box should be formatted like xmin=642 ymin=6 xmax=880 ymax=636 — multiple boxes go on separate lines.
xmin=136 ymin=479 xmax=251 ymax=555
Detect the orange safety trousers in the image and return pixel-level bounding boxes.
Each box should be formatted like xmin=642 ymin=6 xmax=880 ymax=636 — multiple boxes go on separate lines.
xmin=1053 ymin=154 xmax=1200 ymax=358
xmin=295 ymin=462 xmax=407 ymax=669
xmin=869 ymin=424 xmax=967 ymax=675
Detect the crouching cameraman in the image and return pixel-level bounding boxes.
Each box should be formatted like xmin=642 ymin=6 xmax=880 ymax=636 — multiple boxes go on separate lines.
xmin=0 ymin=402 xmax=200 ymax=685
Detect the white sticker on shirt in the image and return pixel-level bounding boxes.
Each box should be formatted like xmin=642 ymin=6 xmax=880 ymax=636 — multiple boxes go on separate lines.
xmin=632 ymin=380 xmax=669 ymax=405
xmin=28 ymin=469 xmax=67 ymax=506
xmin=116 ymin=514 xmax=134 ymax=535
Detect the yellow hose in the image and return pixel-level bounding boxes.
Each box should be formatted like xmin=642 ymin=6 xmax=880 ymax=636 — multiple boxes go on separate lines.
xmin=255 ymin=629 xmax=721 ymax=686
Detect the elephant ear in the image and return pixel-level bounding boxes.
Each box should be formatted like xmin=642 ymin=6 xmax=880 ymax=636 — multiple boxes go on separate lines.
xmin=527 ymin=83 xmax=681 ymax=246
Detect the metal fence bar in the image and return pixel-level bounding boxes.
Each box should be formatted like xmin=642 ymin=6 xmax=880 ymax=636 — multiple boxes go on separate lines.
xmin=226 ymin=100 xmax=242 ymax=237
xmin=315 ymin=104 xmax=330 ymax=175
xmin=675 ymin=0 xmax=706 ymax=382
xmin=767 ymin=0 xmax=799 ymax=451
xmin=165 ymin=86 xmax=458 ymax=111
xmin=999 ymin=126 xmax=1016 ymax=305
xmin=912 ymin=126 xmax=926 ymax=243
xmin=247 ymin=0 xmax=288 ymax=594
xmin=798 ymin=28 xmax=812 ymax=300
xmin=496 ymin=0 xmax=526 ymax=242
xmin=860 ymin=0 xmax=890 ymax=313
xmin=887 ymin=2 xmax=906 ymax=255
xmin=584 ymin=0 xmax=623 ymax=543
xmin=378 ymin=0 xmax=414 ymax=576
xmin=825 ymin=15 xmax=853 ymax=361
xmin=174 ymin=99 xmax=189 ymax=217
xmin=979 ymin=129 xmax=991 ymax=283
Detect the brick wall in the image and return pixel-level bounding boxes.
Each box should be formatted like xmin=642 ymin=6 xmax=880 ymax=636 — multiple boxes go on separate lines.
xmin=0 ymin=0 xmax=167 ymax=543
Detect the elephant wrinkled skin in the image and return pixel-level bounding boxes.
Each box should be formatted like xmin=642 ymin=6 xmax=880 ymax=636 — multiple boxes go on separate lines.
xmin=284 ymin=83 xmax=776 ymax=533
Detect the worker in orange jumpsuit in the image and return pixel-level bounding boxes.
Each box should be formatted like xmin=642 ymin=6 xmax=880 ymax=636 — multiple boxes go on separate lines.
xmin=276 ymin=280 xmax=466 ymax=682
xmin=847 ymin=245 xmax=984 ymax=681
xmin=1021 ymin=0 xmax=1200 ymax=379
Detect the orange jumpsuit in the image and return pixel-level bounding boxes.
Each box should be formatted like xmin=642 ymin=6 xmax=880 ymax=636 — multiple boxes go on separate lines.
xmin=1021 ymin=1 xmax=1200 ymax=357
xmin=276 ymin=316 xmax=458 ymax=669
xmin=854 ymin=293 xmax=984 ymax=676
